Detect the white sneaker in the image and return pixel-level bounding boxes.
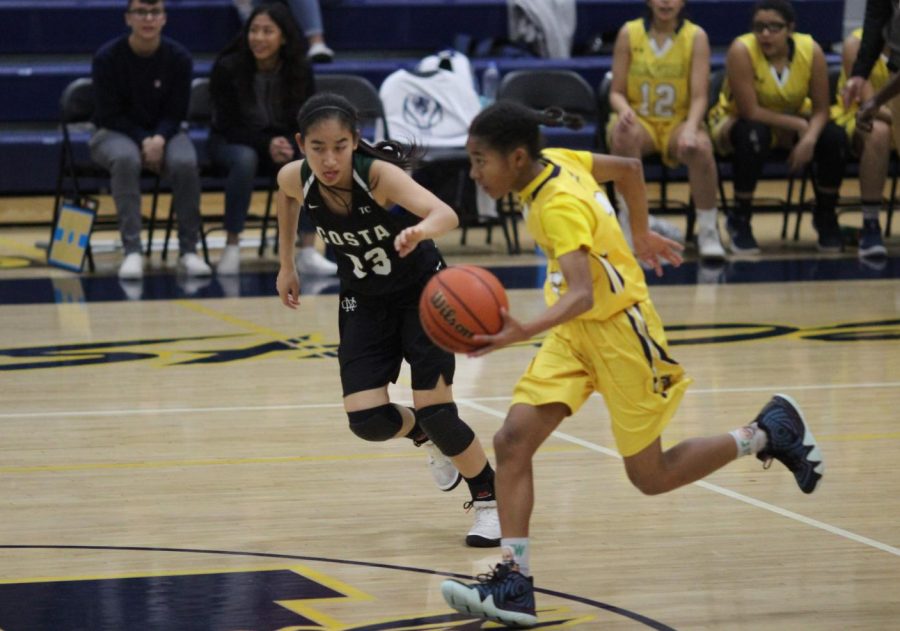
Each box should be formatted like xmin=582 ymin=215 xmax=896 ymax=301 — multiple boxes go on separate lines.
xmin=216 ymin=244 xmax=241 ymax=275
xmin=118 ymin=252 xmax=144 ymax=279
xmin=179 ymin=252 xmax=212 ymax=277
xmin=118 ymin=279 xmax=143 ymax=300
xmin=307 ymin=41 xmax=334 ymax=62
xmin=422 ymin=441 xmax=462 ymax=491
xmin=465 ymin=499 xmax=501 ymax=548
xmin=697 ymin=225 xmax=726 ymax=260
xmin=649 ymin=215 xmax=684 ymax=244
xmin=296 ymin=247 xmax=337 ymax=276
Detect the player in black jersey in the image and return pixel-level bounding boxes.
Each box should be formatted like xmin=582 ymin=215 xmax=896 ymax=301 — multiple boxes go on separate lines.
xmin=274 ymin=93 xmax=499 ymax=547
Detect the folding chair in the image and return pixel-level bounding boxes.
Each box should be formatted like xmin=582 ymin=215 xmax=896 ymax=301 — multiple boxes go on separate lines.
xmin=315 ymin=73 xmax=390 ymax=141
xmin=494 ymin=68 xmax=601 ymax=252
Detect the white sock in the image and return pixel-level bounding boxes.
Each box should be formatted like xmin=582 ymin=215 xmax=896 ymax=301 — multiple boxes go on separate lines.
xmin=862 ymin=203 xmax=881 ymax=222
xmin=730 ymin=422 xmax=767 ymax=457
xmin=501 ymin=538 xmax=531 ymax=577
xmin=697 ymin=208 xmax=719 ymax=231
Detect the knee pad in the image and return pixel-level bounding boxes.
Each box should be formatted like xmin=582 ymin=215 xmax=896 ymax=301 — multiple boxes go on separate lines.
xmin=730 ymin=119 xmax=771 ymax=156
xmin=347 ymin=404 xmax=403 ymax=442
xmin=416 ymin=403 xmax=475 ymax=457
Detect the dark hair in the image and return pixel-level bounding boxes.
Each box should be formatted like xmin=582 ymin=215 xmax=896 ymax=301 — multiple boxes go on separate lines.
xmin=468 ymin=101 xmax=583 ymax=159
xmin=752 ymin=0 xmax=795 ymax=25
xmin=296 ymin=93 xmax=419 ymax=169
xmin=215 ymin=3 xmax=314 ymax=123
xmin=128 ymin=0 xmax=161 ymax=7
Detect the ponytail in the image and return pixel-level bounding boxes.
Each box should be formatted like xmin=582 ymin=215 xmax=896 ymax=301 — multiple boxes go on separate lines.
xmin=469 ymin=101 xmax=583 ymax=158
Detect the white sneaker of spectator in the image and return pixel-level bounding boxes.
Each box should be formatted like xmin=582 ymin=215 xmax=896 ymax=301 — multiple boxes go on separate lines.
xmin=179 ymin=252 xmax=212 ymax=277
xmin=648 ymin=215 xmax=684 ymax=244
xmin=217 ymin=244 xmax=241 ymax=275
xmin=118 ymin=252 xmax=144 ymax=279
xmin=296 ymin=247 xmax=338 ymax=276
xmin=308 ymin=42 xmax=334 ymax=63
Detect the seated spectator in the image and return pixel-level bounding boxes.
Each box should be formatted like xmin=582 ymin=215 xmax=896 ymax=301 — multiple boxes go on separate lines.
xmin=708 ymin=0 xmax=847 ymax=253
xmin=233 ymin=0 xmax=334 ymax=62
xmin=90 ymin=0 xmax=211 ymax=279
xmin=210 ymin=2 xmax=335 ymax=275
xmin=831 ymin=28 xmax=889 ymax=259
xmin=608 ymin=0 xmax=726 ymax=261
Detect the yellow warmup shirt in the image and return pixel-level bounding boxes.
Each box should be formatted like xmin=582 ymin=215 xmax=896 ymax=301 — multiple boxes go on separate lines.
xmin=710 ymin=31 xmax=815 ymax=120
xmin=831 ymin=28 xmax=890 ymax=130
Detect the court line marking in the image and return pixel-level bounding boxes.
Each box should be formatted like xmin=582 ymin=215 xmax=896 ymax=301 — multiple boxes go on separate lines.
xmin=459 ymin=398 xmax=900 ymax=559
xmin=0 ymin=445 xmax=583 ymax=475
xmin=2 ymin=379 xmax=897 ymax=420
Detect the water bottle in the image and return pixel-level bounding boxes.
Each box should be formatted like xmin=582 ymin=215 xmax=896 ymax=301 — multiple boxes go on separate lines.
xmin=481 ymin=62 xmax=500 ymax=106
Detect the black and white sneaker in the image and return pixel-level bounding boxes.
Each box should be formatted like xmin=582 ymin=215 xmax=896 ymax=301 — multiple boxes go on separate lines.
xmin=441 ymin=560 xmax=537 ymax=627
xmin=755 ymin=394 xmax=824 ymax=494
xmin=464 ymin=499 xmax=501 ymax=547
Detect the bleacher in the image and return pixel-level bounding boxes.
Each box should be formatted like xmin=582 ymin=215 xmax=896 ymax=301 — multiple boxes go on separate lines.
xmin=0 ymin=0 xmax=845 ymax=195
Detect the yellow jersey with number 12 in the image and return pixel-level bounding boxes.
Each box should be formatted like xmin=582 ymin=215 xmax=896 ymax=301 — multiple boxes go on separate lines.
xmin=625 ymin=18 xmax=698 ymax=124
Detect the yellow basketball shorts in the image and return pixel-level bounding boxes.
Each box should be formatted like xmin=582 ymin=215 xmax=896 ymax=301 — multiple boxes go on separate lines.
xmin=606 ymin=114 xmax=681 ymax=167
xmin=511 ymin=299 xmax=691 ymax=457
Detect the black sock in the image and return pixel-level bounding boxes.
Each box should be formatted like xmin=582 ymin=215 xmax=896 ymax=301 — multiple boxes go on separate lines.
xmin=814 ymin=191 xmax=838 ymax=218
xmin=465 ymin=462 xmax=495 ymax=502
xmin=734 ymin=197 xmax=753 ymax=219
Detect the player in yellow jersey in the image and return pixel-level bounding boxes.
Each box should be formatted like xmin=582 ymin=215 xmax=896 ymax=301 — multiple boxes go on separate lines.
xmin=609 ymin=0 xmax=726 ymax=261
xmin=831 ymin=28 xmax=890 ymax=258
xmin=439 ymin=101 xmax=824 ymax=628
xmin=708 ymin=0 xmax=847 ymax=253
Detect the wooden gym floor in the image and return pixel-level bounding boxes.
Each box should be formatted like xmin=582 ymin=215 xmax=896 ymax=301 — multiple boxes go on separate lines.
xmin=0 ymin=189 xmax=898 ymax=629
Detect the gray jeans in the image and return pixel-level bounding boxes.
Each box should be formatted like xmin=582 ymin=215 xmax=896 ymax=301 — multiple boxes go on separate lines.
xmin=89 ymin=129 xmax=202 ymax=255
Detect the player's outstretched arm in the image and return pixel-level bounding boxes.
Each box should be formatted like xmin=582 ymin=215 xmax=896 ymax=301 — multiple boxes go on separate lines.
xmin=370 ymin=161 xmax=459 ymax=257
xmin=589 ymin=153 xmax=683 ymax=275
xmin=275 ymin=161 xmax=304 ymax=309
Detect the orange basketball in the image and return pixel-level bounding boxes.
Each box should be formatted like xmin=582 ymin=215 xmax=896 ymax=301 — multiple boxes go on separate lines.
xmin=419 ymin=265 xmax=509 ymax=354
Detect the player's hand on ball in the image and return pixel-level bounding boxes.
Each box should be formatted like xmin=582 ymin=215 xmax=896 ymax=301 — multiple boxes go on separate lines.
xmin=395 ymin=226 xmax=424 ymax=258
xmin=277 ymin=267 xmax=301 ymax=309
xmin=468 ymin=308 xmax=524 ymax=356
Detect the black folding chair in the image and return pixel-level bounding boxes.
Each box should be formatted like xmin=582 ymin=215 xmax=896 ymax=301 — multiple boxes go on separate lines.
xmin=316 ymin=73 xmax=390 ymax=141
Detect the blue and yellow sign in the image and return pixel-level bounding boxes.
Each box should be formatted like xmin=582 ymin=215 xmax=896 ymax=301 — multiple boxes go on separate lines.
xmin=48 ymin=203 xmax=95 ymax=272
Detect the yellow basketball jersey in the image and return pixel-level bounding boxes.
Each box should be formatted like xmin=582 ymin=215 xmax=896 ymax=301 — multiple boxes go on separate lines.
xmin=831 ymin=28 xmax=890 ymax=127
xmin=710 ymin=32 xmax=814 ymax=120
xmin=625 ymin=18 xmax=698 ymax=124
xmin=518 ymin=148 xmax=649 ymax=322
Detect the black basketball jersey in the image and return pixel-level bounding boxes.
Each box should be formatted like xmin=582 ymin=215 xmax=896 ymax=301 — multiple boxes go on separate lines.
xmin=299 ymin=153 xmax=443 ymax=295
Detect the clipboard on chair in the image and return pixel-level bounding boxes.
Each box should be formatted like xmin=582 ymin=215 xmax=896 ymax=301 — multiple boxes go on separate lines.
xmin=48 ymin=196 xmax=98 ymax=272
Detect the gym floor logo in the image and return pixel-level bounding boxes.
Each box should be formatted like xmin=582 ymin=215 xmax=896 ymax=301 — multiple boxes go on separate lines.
xmin=0 ymin=557 xmax=616 ymax=629
xmin=1 ymin=318 xmax=899 ymax=371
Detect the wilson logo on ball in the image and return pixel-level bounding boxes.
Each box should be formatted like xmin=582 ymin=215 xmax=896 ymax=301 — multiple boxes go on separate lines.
xmin=429 ymin=291 xmax=475 ymax=340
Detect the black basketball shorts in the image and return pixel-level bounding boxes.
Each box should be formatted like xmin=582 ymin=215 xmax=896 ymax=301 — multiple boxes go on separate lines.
xmin=337 ymin=280 xmax=455 ymax=397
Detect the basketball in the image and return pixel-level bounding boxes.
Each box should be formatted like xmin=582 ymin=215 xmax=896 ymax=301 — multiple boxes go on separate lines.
xmin=419 ymin=265 xmax=509 ymax=354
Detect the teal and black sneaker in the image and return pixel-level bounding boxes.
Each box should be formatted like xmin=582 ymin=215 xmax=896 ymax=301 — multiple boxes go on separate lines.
xmin=755 ymin=394 xmax=824 ymax=494
xmin=441 ymin=560 xmax=537 ymax=628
